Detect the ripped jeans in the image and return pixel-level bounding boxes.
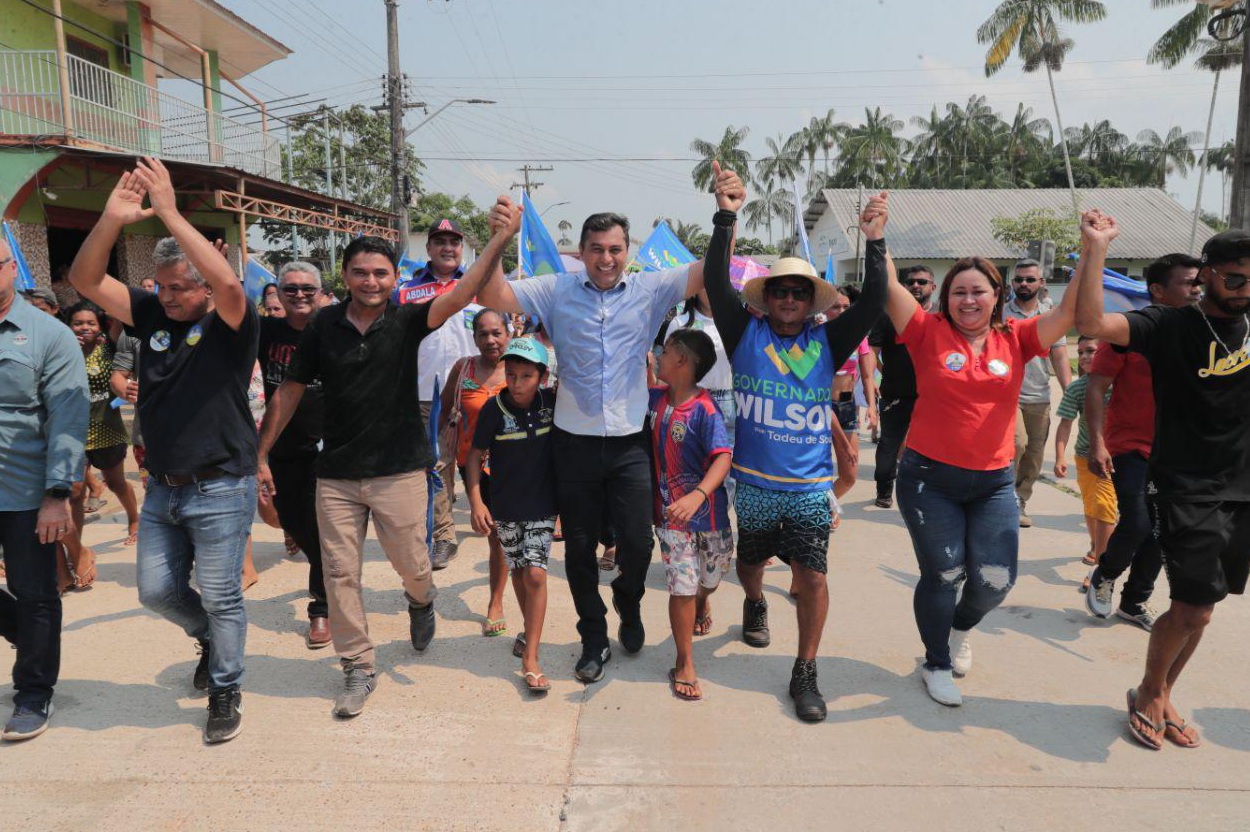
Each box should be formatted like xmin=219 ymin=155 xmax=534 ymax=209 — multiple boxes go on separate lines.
xmin=896 ymin=449 xmax=1018 ymax=670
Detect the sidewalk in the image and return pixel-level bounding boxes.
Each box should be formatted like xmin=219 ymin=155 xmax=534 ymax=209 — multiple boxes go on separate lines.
xmin=1 ymin=452 xmax=1247 ymax=831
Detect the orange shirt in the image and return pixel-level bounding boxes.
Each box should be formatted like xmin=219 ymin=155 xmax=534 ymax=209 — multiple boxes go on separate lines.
xmin=454 ymin=359 xmax=506 ymax=467
xmin=899 ymin=306 xmax=1046 ymax=471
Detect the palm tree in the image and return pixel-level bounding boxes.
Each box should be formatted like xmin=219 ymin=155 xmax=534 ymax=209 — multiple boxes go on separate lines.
xmin=807 ymin=109 xmax=844 ymax=176
xmin=758 ymin=132 xmax=806 ymax=189
xmin=942 ymin=94 xmax=1002 ymax=185
xmin=1003 ymin=103 xmax=1051 ymax=184
xmin=977 ymin=0 xmax=1107 ymax=214
xmin=908 ymin=106 xmax=950 ymax=185
xmin=839 ymin=107 xmax=906 ymax=188
xmin=557 ymin=219 xmax=572 ymax=248
xmin=1137 ymin=126 xmax=1203 ymax=187
xmin=689 ymin=125 xmax=751 ymax=191
xmin=1206 ymin=139 xmax=1237 ymax=223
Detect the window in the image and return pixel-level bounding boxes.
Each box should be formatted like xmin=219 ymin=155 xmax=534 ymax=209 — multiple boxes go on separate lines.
xmin=65 ymin=36 xmax=113 ymax=106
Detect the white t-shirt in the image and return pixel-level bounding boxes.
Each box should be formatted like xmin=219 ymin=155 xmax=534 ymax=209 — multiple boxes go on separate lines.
xmin=418 ymin=303 xmax=481 ymax=402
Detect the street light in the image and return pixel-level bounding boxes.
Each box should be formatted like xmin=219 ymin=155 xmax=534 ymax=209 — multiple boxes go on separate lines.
xmin=539 ymin=201 xmax=569 ymax=218
xmin=405 ymin=98 xmax=495 ymax=138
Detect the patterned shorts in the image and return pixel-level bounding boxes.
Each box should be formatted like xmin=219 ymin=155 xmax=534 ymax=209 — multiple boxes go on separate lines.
xmin=496 ymin=517 xmax=556 ymax=571
xmin=656 ymin=527 xmax=734 ymax=596
xmin=734 ymin=482 xmax=833 ymax=574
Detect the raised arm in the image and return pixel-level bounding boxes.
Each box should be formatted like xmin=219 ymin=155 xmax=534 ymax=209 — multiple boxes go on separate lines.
xmin=429 ymin=197 xmax=522 ymax=329
xmin=1072 ymin=211 xmax=1131 ymax=347
xmin=825 ymin=193 xmax=889 ymax=363
xmin=684 ymin=161 xmax=745 ymax=297
xmin=475 ymin=196 xmax=527 ymax=315
xmin=68 ymin=171 xmax=154 ymax=325
xmin=862 ymin=194 xmax=918 ymax=336
xmin=703 ymin=213 xmax=751 ymax=356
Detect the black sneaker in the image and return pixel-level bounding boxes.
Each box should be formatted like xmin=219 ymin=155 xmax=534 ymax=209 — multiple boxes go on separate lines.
xmin=873 ymin=495 xmax=893 ymax=509
xmin=429 ymin=540 xmax=459 ymax=571
xmin=203 ymin=688 xmax=243 ymax=744
xmin=193 ymin=639 xmax=211 ymax=691
xmin=789 ymin=659 xmax=827 ymax=722
xmin=742 ymin=597 xmax=770 ymax=648
xmin=408 ymin=601 xmax=436 ymax=652
xmin=612 ymin=597 xmax=645 ymax=654
xmin=574 ymin=644 xmax=611 ymax=684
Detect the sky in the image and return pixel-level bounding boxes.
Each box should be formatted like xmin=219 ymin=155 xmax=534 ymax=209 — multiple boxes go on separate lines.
xmin=209 ymin=0 xmax=1241 ymax=243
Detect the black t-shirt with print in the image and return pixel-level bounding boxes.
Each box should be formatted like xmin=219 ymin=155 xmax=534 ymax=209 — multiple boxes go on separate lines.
xmin=287 ymin=300 xmax=435 ymax=479
xmin=124 ymin=287 xmax=260 ymax=477
xmin=258 ymin=316 xmax=324 ymax=460
xmin=471 ymin=388 xmax=557 ymax=521
xmin=1127 ymin=303 xmax=1250 ymax=501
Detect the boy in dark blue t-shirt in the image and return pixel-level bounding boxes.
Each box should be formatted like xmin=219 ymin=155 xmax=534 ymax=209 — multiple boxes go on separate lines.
xmin=649 ymin=328 xmax=733 ymax=702
xmin=467 ymin=337 xmax=557 ymax=695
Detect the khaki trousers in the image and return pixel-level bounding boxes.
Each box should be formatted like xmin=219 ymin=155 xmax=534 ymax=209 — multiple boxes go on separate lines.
xmin=1014 ymin=401 xmax=1051 ymax=506
xmin=418 ymin=400 xmax=457 ymax=544
xmin=316 ymin=470 xmax=435 ymax=672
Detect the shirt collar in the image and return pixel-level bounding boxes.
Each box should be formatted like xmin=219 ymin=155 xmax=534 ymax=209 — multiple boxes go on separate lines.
xmin=0 ymin=293 xmax=35 ymax=330
xmin=578 ymin=271 xmax=628 ymax=292
xmin=415 ymin=264 xmax=464 ymax=285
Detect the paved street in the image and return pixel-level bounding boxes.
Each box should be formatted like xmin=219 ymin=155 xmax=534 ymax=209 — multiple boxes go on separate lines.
xmin=2 ymin=445 xmax=1248 ymax=831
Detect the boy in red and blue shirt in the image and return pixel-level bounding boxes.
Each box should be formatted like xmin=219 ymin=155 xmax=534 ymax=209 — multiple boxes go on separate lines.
xmin=648 ymin=328 xmax=733 ymax=702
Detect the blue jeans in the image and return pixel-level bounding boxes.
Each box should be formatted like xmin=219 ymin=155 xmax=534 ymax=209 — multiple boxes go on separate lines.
xmin=896 ymin=450 xmax=1018 ymax=670
xmin=137 ymin=474 xmax=256 ymax=692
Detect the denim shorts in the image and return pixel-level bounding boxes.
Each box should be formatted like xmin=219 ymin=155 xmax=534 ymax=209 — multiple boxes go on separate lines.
xmin=833 ymin=399 xmax=858 ymax=432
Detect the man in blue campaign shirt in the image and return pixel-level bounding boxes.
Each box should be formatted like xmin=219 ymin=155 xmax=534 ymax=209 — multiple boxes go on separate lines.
xmin=705 ymin=201 xmax=888 ymax=722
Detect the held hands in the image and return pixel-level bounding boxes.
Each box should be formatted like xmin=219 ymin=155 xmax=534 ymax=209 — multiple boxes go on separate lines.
xmin=711 ymin=161 xmax=746 ymax=213
xmin=488 ymin=196 xmax=523 ymax=238
xmin=1080 ymin=209 xmax=1119 ymax=247
xmin=859 ymin=192 xmax=889 ymax=241
xmin=664 ymin=490 xmax=706 ymax=525
xmin=132 ymin=157 xmax=179 ymax=219
xmin=470 ymin=499 xmax=495 ymax=536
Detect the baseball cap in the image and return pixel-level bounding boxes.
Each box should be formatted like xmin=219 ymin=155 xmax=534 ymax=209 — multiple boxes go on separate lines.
xmin=501 ymin=336 xmax=549 ymax=368
xmin=426 ymin=218 xmax=465 ymax=238
xmin=21 ymin=287 xmax=58 ymax=307
xmin=1201 ymin=230 xmax=1250 ymax=266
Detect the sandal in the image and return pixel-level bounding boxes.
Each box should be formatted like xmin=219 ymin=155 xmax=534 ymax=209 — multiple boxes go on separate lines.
xmin=1164 ymin=718 xmax=1202 ymax=749
xmin=694 ymin=613 xmax=712 ymax=636
xmin=72 ymin=547 xmax=97 ymax=591
xmin=483 ymin=617 xmax=507 ymax=637
xmin=124 ymin=525 xmax=139 ymax=546
xmin=598 ymin=545 xmax=617 ymax=571
xmin=668 ymin=668 xmax=702 ymax=702
xmin=1082 ymin=550 xmax=1099 ymax=566
xmin=1126 ymin=688 xmax=1164 ymax=750
xmin=284 ymin=533 xmax=301 ymax=557
xmin=512 ymin=632 xmax=527 ymax=658
xmin=523 ymin=670 xmax=550 ymax=694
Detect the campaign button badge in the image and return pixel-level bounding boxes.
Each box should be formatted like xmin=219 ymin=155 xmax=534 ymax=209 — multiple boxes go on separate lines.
xmin=12 ymin=333 xmax=28 ymax=346
xmin=944 ymin=352 xmax=967 ymax=372
xmin=186 ymin=324 xmax=203 ymax=347
xmin=988 ymin=359 xmax=1009 ymax=377
xmin=150 ymin=330 xmax=171 ymax=352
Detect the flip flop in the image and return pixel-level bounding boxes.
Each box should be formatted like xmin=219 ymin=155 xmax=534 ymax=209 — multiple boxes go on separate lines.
xmin=523 ymin=671 xmax=550 ymax=694
xmin=1126 ymin=688 xmax=1164 ymax=750
xmin=483 ymin=618 xmax=507 ymax=637
xmin=1082 ymin=550 xmax=1099 ymax=566
xmin=512 ymin=632 xmax=527 ymax=658
xmin=668 ymin=668 xmax=702 ymax=702
xmin=694 ymin=613 xmax=712 ymax=636
xmin=1164 ymin=718 xmax=1202 ymax=749
xmin=598 ymin=545 xmax=618 ymax=571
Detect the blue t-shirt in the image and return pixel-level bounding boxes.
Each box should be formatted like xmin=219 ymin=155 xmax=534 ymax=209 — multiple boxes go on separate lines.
xmin=730 ymin=316 xmax=837 ymax=492
xmin=648 ymin=387 xmax=732 ymax=532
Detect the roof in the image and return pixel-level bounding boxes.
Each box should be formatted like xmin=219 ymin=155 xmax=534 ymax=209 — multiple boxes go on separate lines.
xmin=806 ymin=188 xmax=1216 ymax=260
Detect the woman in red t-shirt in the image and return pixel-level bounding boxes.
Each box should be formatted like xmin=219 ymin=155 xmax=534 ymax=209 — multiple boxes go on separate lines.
xmin=875 ymin=194 xmax=1093 ymax=707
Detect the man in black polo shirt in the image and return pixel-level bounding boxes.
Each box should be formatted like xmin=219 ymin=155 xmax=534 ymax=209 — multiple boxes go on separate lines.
xmin=258 ymin=198 xmax=520 ymax=718
xmin=869 ymin=264 xmax=936 ymax=508
xmin=69 ymin=158 xmax=258 ymax=744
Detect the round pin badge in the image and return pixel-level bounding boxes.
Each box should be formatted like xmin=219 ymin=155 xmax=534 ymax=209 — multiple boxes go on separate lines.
xmin=988 ymin=359 xmax=1009 ymax=377
xmin=150 ymin=330 xmax=171 ymax=352
xmin=185 ymin=324 xmax=203 ymax=347
xmin=944 ymin=352 xmax=967 ymax=372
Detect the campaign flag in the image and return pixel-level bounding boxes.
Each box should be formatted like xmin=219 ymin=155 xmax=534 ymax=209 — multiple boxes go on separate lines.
xmin=1102 ymin=267 xmax=1150 ymax=313
xmin=824 ymin=248 xmax=837 ymax=284
xmin=243 ymin=257 xmax=276 ymax=304
xmin=2 ymin=220 xmax=35 ymax=291
xmin=633 ymin=221 xmax=696 ymax=272
xmin=397 ymin=252 xmax=425 ymax=282
xmin=426 ymin=374 xmax=445 ymax=548
xmin=792 ymin=181 xmax=814 ymax=265
xmin=519 ymin=192 xmax=565 ymax=277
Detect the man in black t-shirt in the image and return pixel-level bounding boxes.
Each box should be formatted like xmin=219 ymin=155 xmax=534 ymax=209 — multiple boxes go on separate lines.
xmin=869 ymin=264 xmax=936 ymax=508
xmin=257 ymin=199 xmax=521 ymax=719
xmin=258 ymin=261 xmax=329 ymax=650
xmin=69 ymin=158 xmax=257 ymax=745
xmin=1077 ymin=219 xmax=1250 ymax=751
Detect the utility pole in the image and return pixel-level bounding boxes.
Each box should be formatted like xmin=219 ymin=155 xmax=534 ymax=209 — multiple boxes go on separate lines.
xmin=284 ymin=130 xmax=299 ymax=257
xmin=323 ymin=109 xmax=336 ymax=275
xmin=385 ymin=0 xmax=410 ymax=245
xmin=511 ymin=164 xmax=553 ymax=197
xmin=1230 ymin=24 xmax=1250 ymax=230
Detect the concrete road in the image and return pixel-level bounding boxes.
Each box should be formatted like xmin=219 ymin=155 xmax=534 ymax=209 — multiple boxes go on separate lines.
xmin=2 ymin=451 xmax=1247 ymax=831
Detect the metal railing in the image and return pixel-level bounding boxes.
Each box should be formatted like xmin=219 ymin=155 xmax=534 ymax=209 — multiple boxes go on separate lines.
xmin=0 ymin=50 xmax=281 ymax=179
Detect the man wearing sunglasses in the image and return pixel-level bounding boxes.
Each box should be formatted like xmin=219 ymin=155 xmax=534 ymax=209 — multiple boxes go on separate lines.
xmin=1006 ymin=258 xmax=1072 ymax=527
xmin=869 ymin=264 xmax=937 ymax=508
xmin=1076 ymin=225 xmax=1250 ymax=751
xmin=257 ymin=262 xmax=330 ymax=650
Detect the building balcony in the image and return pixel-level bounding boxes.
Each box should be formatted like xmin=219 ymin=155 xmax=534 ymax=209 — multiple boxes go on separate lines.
xmin=0 ymin=50 xmax=281 ymax=180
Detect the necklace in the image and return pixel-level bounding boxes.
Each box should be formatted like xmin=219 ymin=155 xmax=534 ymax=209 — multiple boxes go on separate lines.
xmin=1197 ymin=308 xmax=1250 ymax=357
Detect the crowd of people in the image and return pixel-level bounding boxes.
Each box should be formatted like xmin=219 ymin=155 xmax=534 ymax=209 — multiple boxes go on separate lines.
xmin=1 ymin=154 xmax=1248 ymax=753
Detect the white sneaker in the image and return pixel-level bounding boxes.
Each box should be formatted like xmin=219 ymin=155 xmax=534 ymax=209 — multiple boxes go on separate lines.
xmin=921 ymin=666 xmax=963 ymax=707
xmin=949 ymin=629 xmax=973 ymax=677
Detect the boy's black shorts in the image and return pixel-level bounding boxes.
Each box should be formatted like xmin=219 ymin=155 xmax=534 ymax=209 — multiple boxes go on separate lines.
xmin=1148 ymin=495 xmax=1250 ymax=605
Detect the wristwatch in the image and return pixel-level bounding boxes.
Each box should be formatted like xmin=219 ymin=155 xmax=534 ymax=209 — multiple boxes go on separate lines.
xmin=45 ymin=486 xmax=71 ymax=500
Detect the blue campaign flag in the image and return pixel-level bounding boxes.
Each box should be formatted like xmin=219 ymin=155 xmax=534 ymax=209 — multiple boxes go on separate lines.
xmin=520 ymin=193 xmax=565 ymax=277
xmin=243 ymin=257 xmax=275 ymax=304
xmin=2 ymin=220 xmax=35 ymax=291
xmin=1102 ymin=267 xmax=1150 ymax=313
xmin=425 ymin=374 xmax=445 ymax=548
xmin=397 ymin=252 xmax=425 ymax=281
xmin=792 ymin=181 xmax=814 ymax=265
xmin=633 ymin=221 xmax=696 ymax=272
xmin=824 ymin=249 xmax=837 ymax=284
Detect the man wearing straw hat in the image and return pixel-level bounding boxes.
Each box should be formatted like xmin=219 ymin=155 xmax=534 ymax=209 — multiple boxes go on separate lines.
xmin=704 ymin=194 xmax=890 ymax=722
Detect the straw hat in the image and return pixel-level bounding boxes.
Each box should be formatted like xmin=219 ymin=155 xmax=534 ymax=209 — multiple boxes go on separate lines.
xmin=740 ymin=257 xmax=840 ymax=316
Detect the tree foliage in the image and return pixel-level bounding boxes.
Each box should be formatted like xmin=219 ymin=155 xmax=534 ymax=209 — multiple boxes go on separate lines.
xmin=990 ymin=208 xmax=1080 ymax=256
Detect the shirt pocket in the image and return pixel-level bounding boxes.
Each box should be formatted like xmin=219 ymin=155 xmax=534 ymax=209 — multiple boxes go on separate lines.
xmin=0 ymin=348 xmax=39 ymax=409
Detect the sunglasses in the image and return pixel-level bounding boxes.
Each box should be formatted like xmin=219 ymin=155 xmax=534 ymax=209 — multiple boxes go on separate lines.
xmin=904 ymin=278 xmax=932 ymax=287
xmin=281 ymin=285 xmax=320 ymax=296
xmin=766 ymin=285 xmax=814 ymax=301
xmin=1012 ymin=276 xmax=1039 ymax=285
xmin=1208 ymin=266 xmax=1250 ymax=291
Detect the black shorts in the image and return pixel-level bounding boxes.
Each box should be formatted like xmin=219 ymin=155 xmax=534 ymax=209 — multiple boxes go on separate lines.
xmin=86 ymin=443 xmax=127 ymax=471
xmin=1148 ymin=496 xmax=1250 ymax=605
xmin=459 ymin=465 xmax=490 ymax=508
xmin=833 ymin=398 xmax=858 ymax=432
